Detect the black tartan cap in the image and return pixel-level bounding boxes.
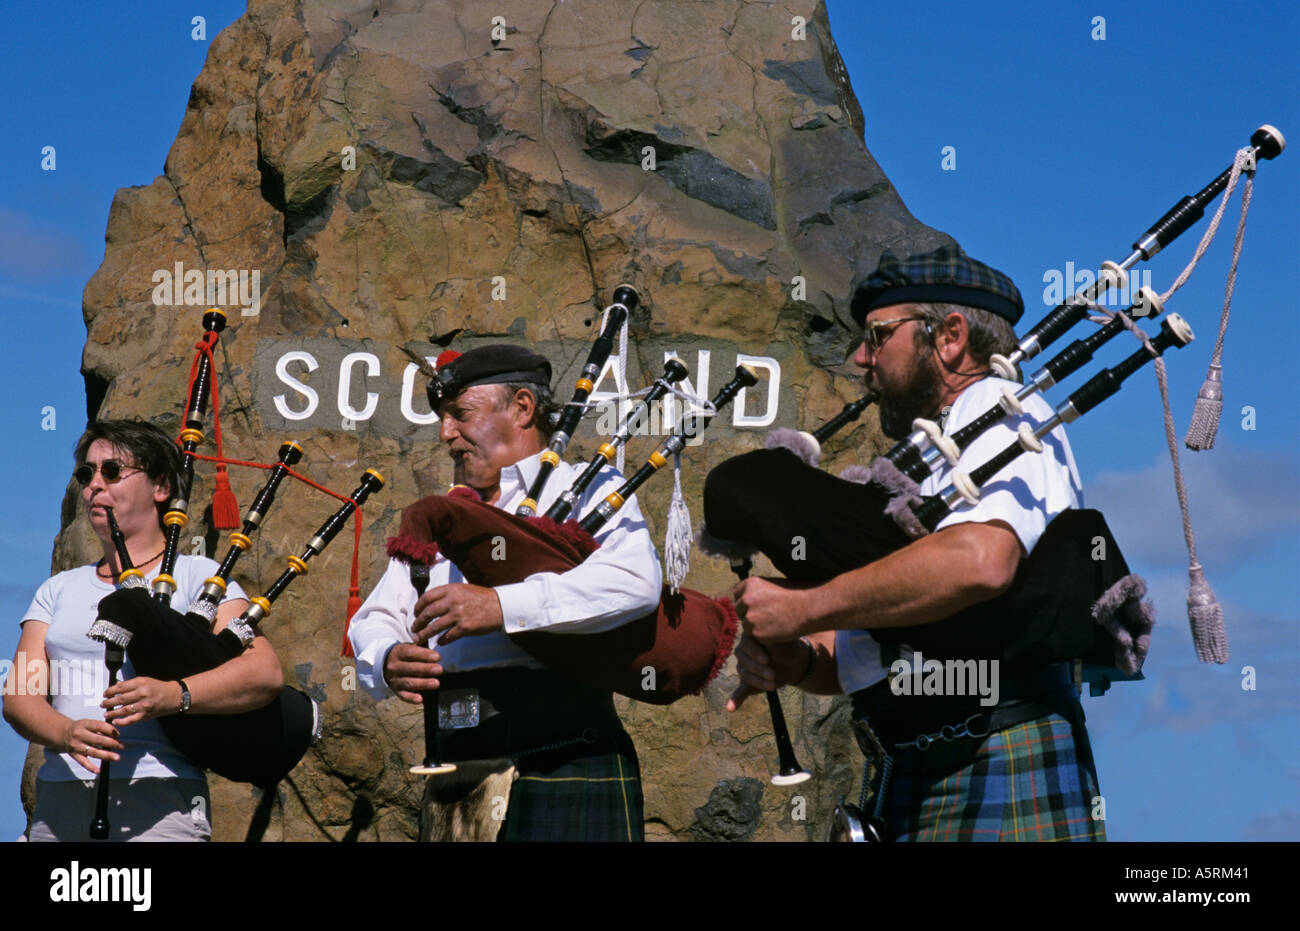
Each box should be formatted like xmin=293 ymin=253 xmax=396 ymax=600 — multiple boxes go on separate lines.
xmin=851 ymin=244 xmax=1024 ymax=326
xmin=426 ymin=344 xmax=552 ymax=408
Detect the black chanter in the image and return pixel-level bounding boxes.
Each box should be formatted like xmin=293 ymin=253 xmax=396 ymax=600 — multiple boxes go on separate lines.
xmin=409 ymin=460 xmax=466 ymax=778
xmin=731 ymin=557 xmax=812 ymax=787
xmin=406 ymin=560 xmax=459 ymax=777
xmin=88 ymin=506 xmax=147 ymax=839
xmin=701 ymin=392 xmax=879 ymax=787
xmin=516 ymin=285 xmax=636 ymax=517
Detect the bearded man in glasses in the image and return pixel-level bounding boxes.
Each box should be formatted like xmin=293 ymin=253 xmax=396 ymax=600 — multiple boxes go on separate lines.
xmin=3 ymin=419 xmax=283 ymax=841
xmin=721 ymin=244 xmax=1110 ymax=842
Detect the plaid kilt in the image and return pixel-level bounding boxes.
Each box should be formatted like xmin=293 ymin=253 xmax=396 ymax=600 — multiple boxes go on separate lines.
xmin=500 ymin=730 xmax=643 ymax=842
xmin=885 ymin=712 xmax=1105 ymax=842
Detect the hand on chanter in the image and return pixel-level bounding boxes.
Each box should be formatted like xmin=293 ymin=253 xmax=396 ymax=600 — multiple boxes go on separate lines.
xmin=62 ymin=717 xmax=123 ymax=774
xmin=413 ymin=583 xmax=504 ymax=645
xmin=731 ymin=575 xmax=814 ymax=643
xmin=726 ymin=635 xmax=809 ymax=711
xmin=102 ymin=676 xmax=181 ymax=726
xmin=383 ymin=643 xmax=444 ymax=704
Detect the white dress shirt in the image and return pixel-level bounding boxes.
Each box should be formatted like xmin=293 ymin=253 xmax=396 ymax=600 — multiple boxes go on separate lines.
xmin=835 ymin=376 xmax=1084 ymax=695
xmin=348 ymin=450 xmax=663 ymax=699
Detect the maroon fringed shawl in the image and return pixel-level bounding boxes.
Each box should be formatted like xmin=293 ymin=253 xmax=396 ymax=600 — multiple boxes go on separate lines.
xmin=387 ymin=489 xmax=736 ymax=705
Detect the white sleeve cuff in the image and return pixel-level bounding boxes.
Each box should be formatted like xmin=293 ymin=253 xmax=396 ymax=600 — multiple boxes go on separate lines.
xmin=496 ymin=582 xmax=537 ymax=635
xmin=355 ymin=635 xmax=401 ymax=700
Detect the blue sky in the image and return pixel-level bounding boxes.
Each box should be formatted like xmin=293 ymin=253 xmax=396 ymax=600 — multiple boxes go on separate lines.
xmin=0 ymin=1 xmax=1295 ymax=841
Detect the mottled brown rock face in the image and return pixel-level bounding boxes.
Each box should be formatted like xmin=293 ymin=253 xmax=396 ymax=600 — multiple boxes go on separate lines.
xmin=54 ymin=0 xmax=948 ymax=840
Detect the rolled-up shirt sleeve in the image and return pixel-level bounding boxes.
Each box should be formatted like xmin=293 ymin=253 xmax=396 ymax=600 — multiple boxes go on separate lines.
xmin=497 ymin=468 xmax=662 ymax=635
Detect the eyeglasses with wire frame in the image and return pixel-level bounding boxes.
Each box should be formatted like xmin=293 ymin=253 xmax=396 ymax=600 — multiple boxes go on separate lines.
xmin=862 ymin=315 xmax=927 ymax=352
xmin=73 ymin=460 xmax=145 ymax=486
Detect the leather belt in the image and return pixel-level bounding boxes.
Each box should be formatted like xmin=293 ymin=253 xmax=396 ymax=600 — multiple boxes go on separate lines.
xmin=850 ymin=662 xmax=1082 ymax=752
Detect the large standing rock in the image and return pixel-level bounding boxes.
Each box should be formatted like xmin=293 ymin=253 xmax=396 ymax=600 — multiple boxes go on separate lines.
xmin=55 ymin=0 xmax=949 ymax=841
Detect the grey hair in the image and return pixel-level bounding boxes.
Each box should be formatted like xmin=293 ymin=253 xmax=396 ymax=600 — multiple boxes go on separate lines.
xmin=910 ymin=302 xmax=1017 ymax=366
xmin=496 ymin=381 xmax=561 ymax=440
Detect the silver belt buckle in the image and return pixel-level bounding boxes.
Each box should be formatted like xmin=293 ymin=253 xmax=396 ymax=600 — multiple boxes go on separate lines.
xmin=437 ymin=688 xmax=480 ymax=729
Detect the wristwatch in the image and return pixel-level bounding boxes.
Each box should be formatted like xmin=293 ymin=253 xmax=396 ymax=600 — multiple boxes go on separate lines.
xmin=178 ymin=679 xmax=192 ymax=714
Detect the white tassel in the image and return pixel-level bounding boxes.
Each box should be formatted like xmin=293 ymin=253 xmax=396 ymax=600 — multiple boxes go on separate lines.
xmin=664 ymin=452 xmax=692 ymax=593
xmin=1187 ymin=563 xmax=1228 ymax=663
xmin=1184 ymin=363 xmax=1223 ymax=451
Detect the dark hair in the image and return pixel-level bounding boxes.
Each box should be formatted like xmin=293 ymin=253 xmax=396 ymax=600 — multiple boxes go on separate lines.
xmin=74 ymin=419 xmax=181 ymax=524
xmin=495 ymin=382 xmax=561 ymax=440
xmin=910 ymin=302 xmax=1017 ymax=366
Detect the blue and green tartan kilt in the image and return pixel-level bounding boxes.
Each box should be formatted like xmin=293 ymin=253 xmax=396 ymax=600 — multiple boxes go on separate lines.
xmin=500 ymin=730 xmax=644 ymax=842
xmin=886 ymin=712 xmax=1106 ymax=842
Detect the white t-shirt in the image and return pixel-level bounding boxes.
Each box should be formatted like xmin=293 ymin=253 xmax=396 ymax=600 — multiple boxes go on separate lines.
xmin=20 ymin=554 xmax=247 ymax=782
xmin=835 ymin=377 xmax=1084 ymax=695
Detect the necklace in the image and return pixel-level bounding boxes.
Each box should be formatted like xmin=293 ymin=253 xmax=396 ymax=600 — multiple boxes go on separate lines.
xmin=96 ymin=547 xmax=166 ymax=579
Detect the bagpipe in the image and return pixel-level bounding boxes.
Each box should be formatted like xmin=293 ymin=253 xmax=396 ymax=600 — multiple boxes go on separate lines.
xmin=701 ymin=124 xmax=1286 ymax=787
xmin=393 ymin=290 xmax=760 ymax=774
xmin=87 ymin=309 xmax=385 ymax=789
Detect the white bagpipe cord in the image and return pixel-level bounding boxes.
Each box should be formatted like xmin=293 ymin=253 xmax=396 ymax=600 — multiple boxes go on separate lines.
xmin=1132 ymin=144 xmax=1256 ymax=661
xmin=1184 ymin=168 xmax=1254 ymax=450
xmin=1085 ymin=295 xmax=1228 ymax=663
xmin=1151 ymin=145 xmax=1256 ymax=450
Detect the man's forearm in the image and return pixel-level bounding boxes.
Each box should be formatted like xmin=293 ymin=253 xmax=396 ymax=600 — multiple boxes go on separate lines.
xmin=804 ymin=523 xmax=1020 ymax=633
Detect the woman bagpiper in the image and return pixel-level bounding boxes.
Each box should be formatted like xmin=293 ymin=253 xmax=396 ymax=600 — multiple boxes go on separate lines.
xmin=3 ymin=419 xmax=283 ymax=841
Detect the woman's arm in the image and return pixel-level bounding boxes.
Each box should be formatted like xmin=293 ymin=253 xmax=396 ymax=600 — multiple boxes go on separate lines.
xmin=102 ymin=598 xmax=285 ymax=726
xmin=3 ymin=621 xmax=123 ymax=774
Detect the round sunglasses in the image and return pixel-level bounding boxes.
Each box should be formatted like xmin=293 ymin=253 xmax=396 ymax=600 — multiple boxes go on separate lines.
xmin=73 ymin=459 xmax=145 ymax=486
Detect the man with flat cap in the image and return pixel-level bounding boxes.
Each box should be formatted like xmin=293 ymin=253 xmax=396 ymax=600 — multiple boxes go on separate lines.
xmin=720 ymin=244 xmax=1107 ymax=841
xmin=349 ymin=344 xmax=662 ymax=841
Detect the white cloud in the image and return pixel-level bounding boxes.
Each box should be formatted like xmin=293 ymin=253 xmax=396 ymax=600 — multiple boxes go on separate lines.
xmin=1086 ymin=442 xmax=1300 ymax=570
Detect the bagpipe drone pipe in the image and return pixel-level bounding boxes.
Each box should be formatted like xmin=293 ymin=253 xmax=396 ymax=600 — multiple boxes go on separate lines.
xmin=87 ymin=309 xmax=385 ymax=788
xmin=389 ymin=337 xmax=761 ymax=723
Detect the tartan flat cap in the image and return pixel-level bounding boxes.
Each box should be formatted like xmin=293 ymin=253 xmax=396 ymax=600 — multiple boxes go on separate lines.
xmin=850 ymin=244 xmax=1024 ymax=326
xmin=426 ymin=344 xmax=552 ymax=408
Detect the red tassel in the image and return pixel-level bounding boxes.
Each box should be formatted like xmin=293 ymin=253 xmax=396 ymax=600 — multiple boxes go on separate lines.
xmin=341 ymin=597 xmax=358 ymax=659
xmin=341 ymin=514 xmax=363 ymax=658
xmin=211 ymin=467 xmax=241 ymax=529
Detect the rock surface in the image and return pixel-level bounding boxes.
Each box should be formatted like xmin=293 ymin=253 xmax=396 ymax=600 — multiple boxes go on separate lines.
xmin=43 ymin=0 xmax=949 ymax=841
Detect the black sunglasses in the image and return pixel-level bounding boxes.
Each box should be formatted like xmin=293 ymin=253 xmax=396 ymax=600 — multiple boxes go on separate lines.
xmin=73 ymin=459 xmax=144 ymax=486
